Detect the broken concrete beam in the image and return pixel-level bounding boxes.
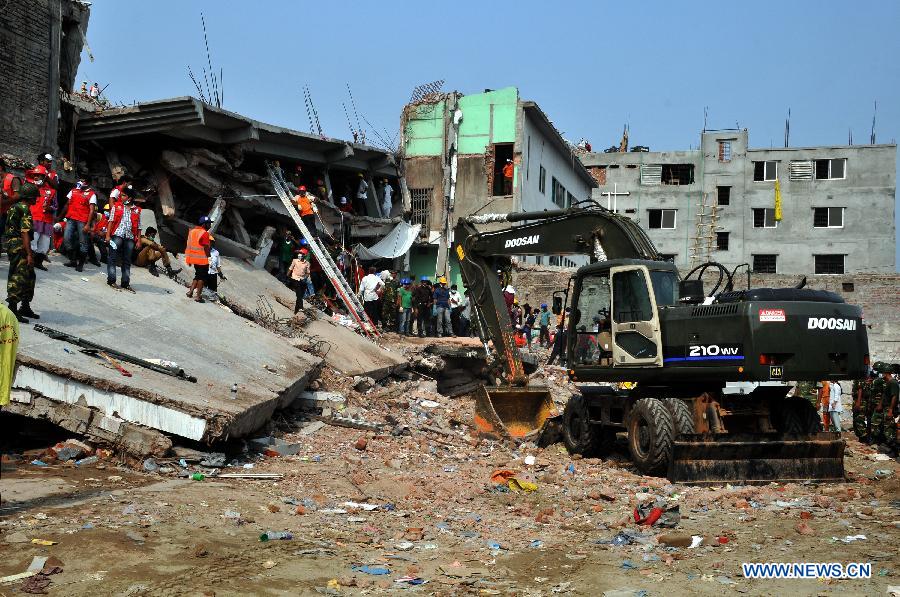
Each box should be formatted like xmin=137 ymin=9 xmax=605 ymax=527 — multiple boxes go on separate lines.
xmin=184 ymin=147 xmax=232 ymax=173
xmin=153 ymin=166 xmax=176 ymax=218
xmin=253 ymin=226 xmax=276 ymax=269
xmin=297 ymin=391 xmax=346 ymax=411
xmin=226 ymin=207 xmax=252 ymax=245
xmin=208 ymin=198 xmax=227 ymax=233
xmin=161 ymin=149 xmax=225 ymax=197
xmin=6 ymin=390 xmax=173 ymax=458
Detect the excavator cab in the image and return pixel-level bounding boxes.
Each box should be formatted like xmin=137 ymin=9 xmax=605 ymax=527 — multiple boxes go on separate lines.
xmin=568 ymin=261 xmax=675 ymax=371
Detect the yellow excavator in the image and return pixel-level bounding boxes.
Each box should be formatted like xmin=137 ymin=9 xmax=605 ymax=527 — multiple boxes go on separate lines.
xmin=455 ymin=205 xmax=868 ymax=483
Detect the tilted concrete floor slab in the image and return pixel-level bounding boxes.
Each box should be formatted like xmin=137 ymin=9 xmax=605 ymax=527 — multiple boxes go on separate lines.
xmin=199 ymin=256 xmax=408 ymax=380
xmin=1 ymin=259 xmax=322 ymax=446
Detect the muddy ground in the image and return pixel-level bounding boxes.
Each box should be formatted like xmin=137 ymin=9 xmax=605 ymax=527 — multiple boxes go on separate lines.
xmin=2 ymin=340 xmax=899 ymax=596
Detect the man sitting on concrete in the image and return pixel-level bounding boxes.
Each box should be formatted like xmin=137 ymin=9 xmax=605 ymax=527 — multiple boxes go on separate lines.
xmin=135 ymin=227 xmax=182 ymax=278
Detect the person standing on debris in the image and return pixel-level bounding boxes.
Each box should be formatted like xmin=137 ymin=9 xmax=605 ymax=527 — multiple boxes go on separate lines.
xmin=448 ymin=284 xmax=463 ymax=335
xmin=276 ymin=231 xmax=297 ymax=280
xmin=882 ymin=366 xmax=899 ymax=448
xmin=135 ymin=227 xmax=181 ymax=278
xmin=61 ymin=178 xmax=97 ymax=272
xmin=380 ymin=178 xmax=393 ymax=218
xmin=356 ymin=173 xmax=369 ymax=213
xmin=184 ymin=215 xmax=212 ymax=302
xmin=294 ymin=186 xmax=318 ymax=237
xmin=397 ymin=278 xmax=414 ymax=335
xmin=433 ymin=276 xmax=453 ymax=337
xmin=460 ymin=289 xmax=472 ymax=337
xmin=547 ymin=322 xmax=568 ymax=366
xmin=869 ymin=365 xmax=887 ymax=444
xmin=828 ymin=380 xmax=843 ymax=432
xmin=26 ymin=165 xmax=57 ymax=271
xmin=538 ymin=303 xmax=552 ymax=347
xmin=502 ymin=159 xmax=514 ymax=195
xmin=89 ymin=82 xmax=99 ymax=99
xmin=89 ymin=204 xmax=110 ymax=265
xmin=502 ymin=285 xmax=516 ymax=318
xmin=816 ymin=381 xmax=830 ymax=429
xmin=1 ymin=160 xmax=22 ymax=259
xmin=287 ymin=249 xmax=311 ymax=314
xmin=205 ymin=234 xmax=225 ymax=297
xmin=358 ymin=266 xmax=384 ymax=327
xmin=0 ymin=302 xmax=18 ymax=408
xmin=380 ymin=271 xmax=399 ymax=332
xmin=853 ymin=370 xmax=875 ymax=442
xmin=522 ymin=308 xmax=536 ymax=350
xmin=105 ymin=185 xmax=142 ymax=291
xmin=412 ymin=277 xmax=432 ymax=337
xmin=4 ymin=183 xmax=39 ymax=323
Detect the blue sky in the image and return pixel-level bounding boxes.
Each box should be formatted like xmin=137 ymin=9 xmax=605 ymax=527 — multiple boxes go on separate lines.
xmin=77 ymin=0 xmax=899 ymax=267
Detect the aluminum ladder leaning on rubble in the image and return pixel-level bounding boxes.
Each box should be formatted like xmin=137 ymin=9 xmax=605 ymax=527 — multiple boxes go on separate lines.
xmin=266 ymin=162 xmax=379 ymax=339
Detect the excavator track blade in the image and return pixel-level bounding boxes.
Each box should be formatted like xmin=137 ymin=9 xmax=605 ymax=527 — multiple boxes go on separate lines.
xmin=669 ymin=432 xmax=845 ymax=485
xmin=473 ymin=385 xmax=556 ymax=441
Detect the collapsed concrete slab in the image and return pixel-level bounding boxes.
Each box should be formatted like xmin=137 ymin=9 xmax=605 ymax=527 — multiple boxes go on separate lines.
xmin=202 ymin=256 xmax=408 ymax=380
xmin=2 ymin=260 xmax=323 ymax=453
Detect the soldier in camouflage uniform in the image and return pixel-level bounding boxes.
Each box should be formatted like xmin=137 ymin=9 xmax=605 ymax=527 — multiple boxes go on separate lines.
xmin=3 ymin=183 xmax=39 ymax=323
xmin=869 ymin=363 xmax=887 ymax=444
xmin=380 ymin=273 xmax=399 ymax=331
xmin=853 ymin=372 xmax=875 ymax=441
xmin=882 ymin=365 xmax=899 ymax=450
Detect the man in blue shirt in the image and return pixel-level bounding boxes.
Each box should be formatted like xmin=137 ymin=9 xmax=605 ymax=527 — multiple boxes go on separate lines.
xmin=432 ymin=276 xmax=453 ymax=337
xmin=538 ymin=303 xmax=553 ymax=347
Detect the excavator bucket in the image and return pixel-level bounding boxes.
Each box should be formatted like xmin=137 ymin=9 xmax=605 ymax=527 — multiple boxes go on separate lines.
xmin=669 ymin=432 xmax=845 ymax=485
xmin=473 ymin=385 xmax=556 ymax=441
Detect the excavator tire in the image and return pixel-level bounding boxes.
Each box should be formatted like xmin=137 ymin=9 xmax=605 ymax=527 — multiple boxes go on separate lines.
xmin=664 ymin=398 xmax=695 ymax=436
xmin=780 ymin=397 xmax=823 ymax=434
xmin=627 ymin=398 xmax=675 ymax=476
xmin=563 ymin=395 xmax=594 ymax=455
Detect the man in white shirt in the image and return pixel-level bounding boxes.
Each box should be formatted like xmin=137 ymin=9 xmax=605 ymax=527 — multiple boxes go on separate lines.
xmin=828 ymin=381 xmax=843 ymax=432
xmin=356 ymin=174 xmax=369 ymax=211
xmin=357 ymin=266 xmax=384 ymax=327
xmin=380 ymin=179 xmax=393 ymax=218
xmin=448 ymin=284 xmax=462 ymax=335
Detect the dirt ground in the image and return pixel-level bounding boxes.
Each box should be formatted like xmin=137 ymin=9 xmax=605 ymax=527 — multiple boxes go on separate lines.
xmin=2 ymin=341 xmax=899 ymax=596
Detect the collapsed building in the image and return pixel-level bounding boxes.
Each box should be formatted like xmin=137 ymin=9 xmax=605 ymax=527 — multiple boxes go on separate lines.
xmin=72 ymin=97 xmax=410 ymax=269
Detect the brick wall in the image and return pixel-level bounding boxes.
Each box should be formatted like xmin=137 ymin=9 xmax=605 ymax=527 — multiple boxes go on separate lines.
xmin=512 ymin=263 xmax=900 ymax=361
xmin=0 ymin=0 xmax=54 ymax=160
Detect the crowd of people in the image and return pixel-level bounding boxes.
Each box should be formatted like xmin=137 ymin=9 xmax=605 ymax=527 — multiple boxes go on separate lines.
xmin=0 ymin=154 xmax=192 ymax=323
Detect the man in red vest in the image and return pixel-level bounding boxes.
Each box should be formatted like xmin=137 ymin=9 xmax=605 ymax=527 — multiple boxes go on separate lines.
xmin=105 ymin=185 xmax=142 ymax=291
xmin=61 ymin=178 xmax=97 ymax=272
xmin=26 ymin=165 xmax=57 ymax=271
xmin=184 ymin=215 xmax=212 ymax=303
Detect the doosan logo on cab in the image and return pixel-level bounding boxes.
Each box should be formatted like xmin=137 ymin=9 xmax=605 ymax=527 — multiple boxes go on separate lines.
xmin=504 ymin=235 xmax=540 ymax=248
xmin=807 ymin=317 xmax=856 ymax=331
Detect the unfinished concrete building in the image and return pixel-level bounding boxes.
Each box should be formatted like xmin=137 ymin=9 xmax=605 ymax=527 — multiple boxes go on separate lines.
xmin=0 ymin=0 xmax=90 ymax=164
xmin=399 ymin=87 xmax=597 ymax=286
xmin=581 ymin=129 xmax=896 ymax=275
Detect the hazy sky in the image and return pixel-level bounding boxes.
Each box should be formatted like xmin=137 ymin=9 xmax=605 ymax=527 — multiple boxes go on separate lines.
xmin=77 ymin=0 xmax=899 ymax=267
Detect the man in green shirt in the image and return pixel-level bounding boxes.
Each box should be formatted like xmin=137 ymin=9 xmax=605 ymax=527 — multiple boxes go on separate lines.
xmin=883 ymin=366 xmax=899 ymax=448
xmin=397 ymin=278 xmax=413 ymax=335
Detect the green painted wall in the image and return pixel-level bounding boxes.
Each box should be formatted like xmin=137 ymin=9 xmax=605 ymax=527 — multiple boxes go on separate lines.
xmin=403 ymin=101 xmax=446 ymax=157
xmin=403 ymin=88 xmax=519 ymax=158
xmin=457 ymin=87 xmax=518 ymax=155
xmin=408 ymin=246 xmax=464 ymax=289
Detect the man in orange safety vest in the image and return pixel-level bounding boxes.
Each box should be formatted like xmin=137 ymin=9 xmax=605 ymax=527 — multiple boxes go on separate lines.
xmin=184 ymin=215 xmax=212 ymax=303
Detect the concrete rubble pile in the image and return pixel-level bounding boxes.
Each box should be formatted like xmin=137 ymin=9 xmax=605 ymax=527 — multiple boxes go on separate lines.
xmin=1 ymin=341 xmax=898 ymax=593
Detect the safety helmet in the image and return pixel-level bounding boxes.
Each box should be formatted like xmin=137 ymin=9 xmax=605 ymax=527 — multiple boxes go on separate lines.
xmin=198 ymin=215 xmax=211 ymax=225
xmin=541 ymin=303 xmax=547 ymax=308
xmin=299 ymin=186 xmax=307 ymax=191
xmin=103 ymin=203 xmax=110 ymax=211
xmin=438 ymin=276 xmax=447 ymax=284
xmin=299 ymin=238 xmax=308 ymax=246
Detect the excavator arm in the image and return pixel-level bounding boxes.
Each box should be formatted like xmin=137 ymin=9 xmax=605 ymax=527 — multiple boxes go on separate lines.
xmin=454 ymin=206 xmax=660 ymax=385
